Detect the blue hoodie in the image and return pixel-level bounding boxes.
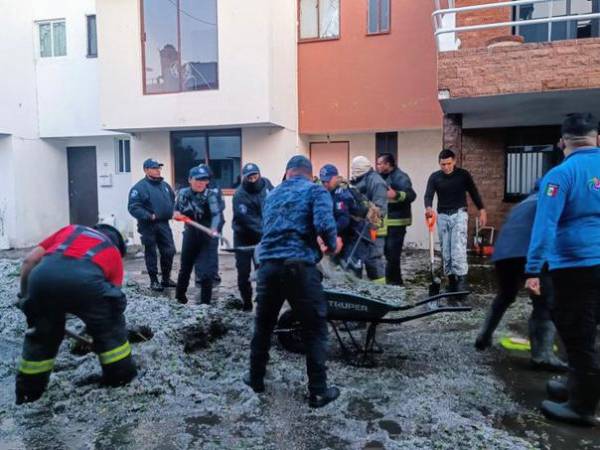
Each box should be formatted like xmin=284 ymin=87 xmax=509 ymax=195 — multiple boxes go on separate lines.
xmin=526 ymin=147 xmax=600 ymax=275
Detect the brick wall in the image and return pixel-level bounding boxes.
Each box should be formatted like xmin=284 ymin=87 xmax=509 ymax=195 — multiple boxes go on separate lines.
xmin=456 ymin=0 xmax=512 ymax=49
xmin=439 ymin=38 xmax=600 ymax=98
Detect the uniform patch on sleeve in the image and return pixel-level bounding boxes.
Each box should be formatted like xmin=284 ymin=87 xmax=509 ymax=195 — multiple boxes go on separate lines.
xmin=239 ymin=204 xmax=248 ymax=214
xmin=130 ymin=189 xmax=138 ymax=198
xmin=588 ymin=177 xmax=600 ymax=192
xmin=545 ymin=183 xmax=559 ymax=197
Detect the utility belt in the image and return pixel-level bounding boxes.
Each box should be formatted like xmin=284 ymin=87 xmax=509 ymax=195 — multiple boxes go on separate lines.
xmin=438 ymin=207 xmax=467 ymax=216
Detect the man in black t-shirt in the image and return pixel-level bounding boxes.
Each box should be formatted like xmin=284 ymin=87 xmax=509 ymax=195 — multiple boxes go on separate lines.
xmin=424 ymin=149 xmax=486 ymax=295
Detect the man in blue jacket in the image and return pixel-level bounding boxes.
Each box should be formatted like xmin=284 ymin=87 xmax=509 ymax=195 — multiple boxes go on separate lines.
xmin=526 ymin=113 xmax=600 ymax=427
xmin=245 ymin=155 xmax=342 ymax=408
xmin=475 ymin=181 xmax=566 ymax=371
xmin=128 ymin=159 xmax=176 ymax=292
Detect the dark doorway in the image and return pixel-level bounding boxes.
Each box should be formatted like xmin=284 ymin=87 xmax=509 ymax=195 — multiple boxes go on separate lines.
xmin=376 ymin=132 xmax=398 ymax=162
xmin=67 ymin=146 xmax=99 ymax=226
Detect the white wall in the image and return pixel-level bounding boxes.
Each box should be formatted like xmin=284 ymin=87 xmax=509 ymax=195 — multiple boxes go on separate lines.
xmin=303 ymin=130 xmax=443 ymax=248
xmin=97 ymin=0 xmax=297 ymax=131
xmin=0 ymin=137 xmax=16 ymax=249
xmin=32 ymin=0 xmax=119 ymax=138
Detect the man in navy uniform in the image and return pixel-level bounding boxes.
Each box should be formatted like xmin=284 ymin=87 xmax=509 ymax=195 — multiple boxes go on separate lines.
xmin=128 ymin=158 xmax=176 ymax=292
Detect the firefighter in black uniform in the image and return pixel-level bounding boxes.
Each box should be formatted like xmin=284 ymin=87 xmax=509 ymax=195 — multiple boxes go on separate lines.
xmin=174 ymin=165 xmax=222 ymax=305
xmin=232 ymin=163 xmax=273 ymax=310
xmin=128 ymin=158 xmax=176 ymax=292
xmin=15 ymin=224 xmax=136 ymax=404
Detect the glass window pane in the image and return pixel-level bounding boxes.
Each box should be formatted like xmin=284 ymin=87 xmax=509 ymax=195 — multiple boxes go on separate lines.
xmin=143 ymin=0 xmax=179 ymax=94
xmin=380 ymin=0 xmax=390 ymax=32
xmin=180 ymin=0 xmax=219 ymax=91
xmin=87 ymin=15 xmax=98 ymax=57
xmin=300 ymin=0 xmax=318 ymax=39
xmin=118 ymin=140 xmax=124 ymax=172
xmin=571 ymin=0 xmax=592 ymax=15
xmin=319 ymin=0 xmax=340 ymax=38
xmin=52 ymin=21 xmax=66 ymax=56
xmin=39 ymin=23 xmax=52 ymax=57
xmin=368 ymin=0 xmax=379 ymax=33
xmin=208 ymin=134 xmax=241 ymax=189
xmin=124 ymin=140 xmax=131 ymax=172
xmin=172 ymin=133 xmax=208 ymax=190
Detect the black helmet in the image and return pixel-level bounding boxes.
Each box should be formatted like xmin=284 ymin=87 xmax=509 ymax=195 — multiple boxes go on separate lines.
xmin=93 ymin=223 xmax=126 ymax=257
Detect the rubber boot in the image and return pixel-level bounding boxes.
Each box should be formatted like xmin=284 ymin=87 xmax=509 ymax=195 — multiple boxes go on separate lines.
xmin=447 ymin=274 xmax=458 ymax=293
xmin=199 ymin=280 xmax=212 ymax=305
xmin=529 ymin=319 xmax=568 ymax=372
xmin=175 ymin=286 xmax=188 ymax=304
xmin=541 ymin=371 xmax=600 ymax=427
xmin=240 ymin=285 xmax=253 ymax=312
xmin=547 ymin=377 xmax=569 ymax=402
xmin=474 ymin=296 xmax=511 ymax=350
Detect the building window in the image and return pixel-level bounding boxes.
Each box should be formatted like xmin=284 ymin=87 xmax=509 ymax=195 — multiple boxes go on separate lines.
xmin=299 ymin=0 xmax=340 ymax=40
xmin=505 ymin=145 xmax=562 ymax=201
xmin=116 ymin=139 xmax=131 ymax=173
xmin=376 ymin=132 xmax=398 ymax=162
xmin=87 ymin=15 xmax=98 ymax=57
xmin=172 ymin=129 xmax=241 ymax=190
xmin=38 ymin=20 xmax=67 ymax=57
xmin=514 ymin=0 xmax=600 ymax=43
xmin=368 ymin=0 xmax=390 ymax=34
xmin=141 ymin=0 xmax=219 ymax=94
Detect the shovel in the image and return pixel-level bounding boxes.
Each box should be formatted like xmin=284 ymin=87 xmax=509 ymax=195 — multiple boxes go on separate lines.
xmin=426 ymin=213 xmax=441 ymax=297
xmin=174 ymin=215 xmax=233 ymax=249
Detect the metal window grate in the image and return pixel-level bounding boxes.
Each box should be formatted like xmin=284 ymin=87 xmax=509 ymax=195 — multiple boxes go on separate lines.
xmin=505 ymin=145 xmax=555 ymax=200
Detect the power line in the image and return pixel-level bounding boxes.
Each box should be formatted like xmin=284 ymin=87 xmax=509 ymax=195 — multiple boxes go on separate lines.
xmin=164 ymin=0 xmax=217 ymax=27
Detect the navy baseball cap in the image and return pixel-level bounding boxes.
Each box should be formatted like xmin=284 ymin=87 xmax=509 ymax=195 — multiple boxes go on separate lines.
xmin=189 ymin=165 xmax=210 ymax=180
xmin=242 ymin=163 xmax=260 ymax=177
xmin=143 ymin=158 xmax=163 ymax=169
xmin=319 ymin=164 xmax=339 ymax=182
xmin=285 ymin=155 xmax=312 ymax=172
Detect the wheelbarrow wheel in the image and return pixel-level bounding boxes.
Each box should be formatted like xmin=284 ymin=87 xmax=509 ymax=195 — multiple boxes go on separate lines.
xmin=277 ymin=310 xmax=306 ymax=354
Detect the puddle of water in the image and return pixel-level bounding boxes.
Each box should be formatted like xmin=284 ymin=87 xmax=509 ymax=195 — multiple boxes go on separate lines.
xmin=493 ymin=354 xmax=600 ymax=449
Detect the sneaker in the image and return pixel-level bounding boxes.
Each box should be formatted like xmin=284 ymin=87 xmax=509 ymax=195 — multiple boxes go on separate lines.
xmin=243 ymin=372 xmax=264 ymax=393
xmin=161 ymin=279 xmax=177 ymax=288
xmin=150 ymin=280 xmax=164 ymax=292
xmin=308 ymin=386 xmax=340 ymax=408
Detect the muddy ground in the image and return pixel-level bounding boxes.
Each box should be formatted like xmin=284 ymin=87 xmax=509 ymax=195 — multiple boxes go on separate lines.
xmin=0 ymin=249 xmax=598 ymax=449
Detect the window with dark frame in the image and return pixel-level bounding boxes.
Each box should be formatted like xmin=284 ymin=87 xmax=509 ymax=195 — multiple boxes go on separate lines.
xmin=368 ymin=0 xmax=390 ymax=34
xmin=86 ymin=15 xmax=97 ymax=57
xmin=504 ymin=145 xmax=562 ymax=201
xmin=299 ymin=0 xmax=340 ymax=40
xmin=172 ymin=129 xmax=241 ymax=190
xmin=141 ymin=0 xmax=219 ymax=94
xmin=116 ymin=139 xmax=131 ymax=173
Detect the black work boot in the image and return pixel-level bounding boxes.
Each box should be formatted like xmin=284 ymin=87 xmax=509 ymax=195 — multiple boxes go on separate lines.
xmin=474 ymin=296 xmax=511 ymax=351
xmin=243 ymin=372 xmax=264 ymax=393
xmin=175 ymin=286 xmax=188 ymax=304
xmin=529 ymin=319 xmax=568 ymax=372
xmin=199 ymin=280 xmax=213 ymax=305
xmin=161 ymin=278 xmax=177 ymax=288
xmin=150 ymin=276 xmax=164 ymax=292
xmin=547 ymin=377 xmax=569 ymax=402
xmin=447 ymin=275 xmax=458 ymax=293
xmin=541 ymin=371 xmax=600 ymax=427
xmin=309 ymin=386 xmax=340 ymax=408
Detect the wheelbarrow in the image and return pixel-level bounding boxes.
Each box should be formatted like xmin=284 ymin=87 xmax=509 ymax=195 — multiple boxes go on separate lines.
xmin=274 ymin=290 xmax=471 ymax=367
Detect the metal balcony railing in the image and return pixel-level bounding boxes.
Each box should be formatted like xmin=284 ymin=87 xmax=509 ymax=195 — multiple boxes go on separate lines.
xmin=433 ymin=0 xmax=600 ymax=51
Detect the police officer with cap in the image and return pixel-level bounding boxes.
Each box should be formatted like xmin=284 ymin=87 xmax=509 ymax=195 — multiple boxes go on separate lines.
xmin=245 ymin=155 xmax=342 ymax=408
xmin=128 ymin=158 xmax=176 ymax=292
xmin=15 ymin=223 xmax=136 ymax=404
xmin=174 ymin=165 xmax=221 ymax=304
xmin=232 ymin=163 xmax=273 ymax=311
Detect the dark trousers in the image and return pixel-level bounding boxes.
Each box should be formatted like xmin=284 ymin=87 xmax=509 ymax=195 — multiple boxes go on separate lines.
xmin=384 ymin=226 xmax=407 ymax=285
xmin=551 ymin=265 xmax=600 ymax=373
xmin=138 ymin=221 xmax=176 ymax=280
xmin=494 ymin=258 xmax=553 ymax=321
xmin=17 ymin=258 xmax=135 ymax=397
xmin=234 ymin=233 xmax=258 ymax=302
xmin=250 ymin=260 xmax=329 ymax=395
xmin=177 ymin=228 xmax=218 ymax=296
